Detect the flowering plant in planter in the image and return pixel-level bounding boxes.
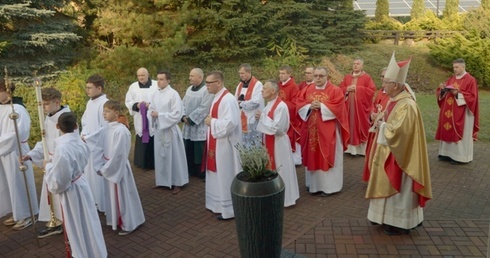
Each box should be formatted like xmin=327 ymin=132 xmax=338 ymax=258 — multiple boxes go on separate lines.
xmin=232 ymin=143 xmax=285 ymax=258
xmin=235 ymin=143 xmax=277 ymax=182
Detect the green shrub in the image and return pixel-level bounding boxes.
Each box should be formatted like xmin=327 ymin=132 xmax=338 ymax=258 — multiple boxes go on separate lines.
xmin=365 ymin=16 xmax=404 ymax=31
xmin=429 ymin=32 xmax=490 ymax=87
xmin=404 ymin=11 xmax=448 ymax=31
xmin=462 ymin=7 xmax=490 ymax=38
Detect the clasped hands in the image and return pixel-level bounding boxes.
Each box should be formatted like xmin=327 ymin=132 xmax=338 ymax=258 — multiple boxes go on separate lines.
xmin=310 ymin=100 xmax=321 ymax=110
xmin=346 ymin=84 xmax=356 ymax=92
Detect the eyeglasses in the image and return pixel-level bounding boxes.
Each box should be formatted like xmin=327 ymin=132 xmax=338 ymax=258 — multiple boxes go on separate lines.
xmin=313 ymin=74 xmax=326 ymax=78
xmin=205 ymin=80 xmax=218 ymax=85
xmin=304 ymin=72 xmax=313 ymax=75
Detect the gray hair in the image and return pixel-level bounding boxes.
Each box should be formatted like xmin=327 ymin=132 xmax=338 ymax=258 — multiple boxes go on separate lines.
xmin=314 ymin=66 xmax=329 ymax=75
xmin=191 ymin=68 xmax=204 ymax=77
xmin=239 ymin=63 xmax=252 ymax=73
xmin=264 ymin=79 xmax=279 ymax=93
xmin=354 ymin=58 xmax=364 ymax=64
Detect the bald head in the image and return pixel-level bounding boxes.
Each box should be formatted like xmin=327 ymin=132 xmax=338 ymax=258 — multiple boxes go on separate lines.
xmin=189 ymin=68 xmax=204 ymax=86
xmin=137 ymin=67 xmax=150 ymax=84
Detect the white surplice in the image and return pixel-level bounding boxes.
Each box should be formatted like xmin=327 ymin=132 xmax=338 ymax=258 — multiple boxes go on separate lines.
xmin=81 ymin=94 xmax=108 ymax=212
xmin=0 ymin=104 xmax=39 ymax=220
xmin=182 ymin=84 xmax=214 ymax=141
xmin=206 ymin=88 xmax=242 ymax=219
xmin=27 ymin=106 xmax=71 ymax=222
xmin=125 ymin=80 xmax=158 ymax=137
xmin=99 ymin=122 xmax=145 ymax=232
xmin=45 ymin=133 xmax=107 ymax=258
xmin=148 ymin=86 xmax=189 ymax=188
xmin=298 ymin=96 xmax=344 ymax=195
xmin=256 ymin=97 xmax=300 ymax=207
xmin=235 ymin=80 xmax=264 ymax=147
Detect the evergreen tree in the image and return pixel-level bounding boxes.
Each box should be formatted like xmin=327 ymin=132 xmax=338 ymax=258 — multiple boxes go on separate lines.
xmin=80 ymin=0 xmax=367 ymax=68
xmin=87 ymin=0 xmax=184 ymax=49
xmin=411 ymin=0 xmax=425 ymax=19
xmin=0 ymin=0 xmax=80 ymax=81
xmin=180 ymin=0 xmax=271 ymax=63
xmin=323 ymin=6 xmax=366 ymax=53
xmin=443 ymin=0 xmax=459 ymax=17
xmin=375 ymin=0 xmax=389 ymax=22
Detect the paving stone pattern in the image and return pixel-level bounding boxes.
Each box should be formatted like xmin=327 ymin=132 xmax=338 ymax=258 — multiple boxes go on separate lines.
xmin=0 ymin=143 xmax=489 ymax=257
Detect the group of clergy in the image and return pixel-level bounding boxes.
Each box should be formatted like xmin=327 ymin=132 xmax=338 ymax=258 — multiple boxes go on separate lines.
xmin=0 ymin=51 xmax=478 ymax=258
xmin=125 ymin=51 xmax=479 ymax=234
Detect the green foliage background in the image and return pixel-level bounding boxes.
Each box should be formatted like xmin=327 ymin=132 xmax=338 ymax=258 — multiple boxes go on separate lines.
xmin=1 ymin=0 xmax=489 ymax=146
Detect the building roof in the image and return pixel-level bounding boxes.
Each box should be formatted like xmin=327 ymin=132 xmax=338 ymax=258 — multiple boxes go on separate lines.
xmin=353 ymin=0 xmax=482 ymax=17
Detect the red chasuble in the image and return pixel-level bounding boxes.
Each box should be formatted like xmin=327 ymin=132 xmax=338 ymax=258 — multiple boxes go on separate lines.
xmin=298 ymin=81 xmax=313 ymax=91
xmin=339 ymin=72 xmax=376 ymax=146
xmin=264 ymin=98 xmax=283 ymax=170
xmin=236 ymin=76 xmax=259 ymax=133
xmin=297 ymin=82 xmax=349 ymax=171
xmin=362 ymin=88 xmax=390 ymax=182
xmin=278 ymin=78 xmax=300 ymax=150
xmin=435 ymin=73 xmax=480 ymax=142
xmin=206 ymin=90 xmax=229 ymax=172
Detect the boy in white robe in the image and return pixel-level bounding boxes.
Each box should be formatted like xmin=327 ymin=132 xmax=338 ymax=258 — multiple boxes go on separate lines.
xmin=23 ymin=88 xmax=70 ymax=237
xmin=44 ymin=112 xmax=107 ymax=258
xmin=81 ymin=74 xmax=108 ymax=212
xmin=98 ymin=100 xmax=145 ymax=235
xmin=0 ymin=79 xmax=39 ymax=230
xmin=148 ymin=70 xmax=189 ymax=194
xmin=256 ymin=80 xmax=299 ymax=207
xmin=204 ymin=71 xmax=242 ymax=220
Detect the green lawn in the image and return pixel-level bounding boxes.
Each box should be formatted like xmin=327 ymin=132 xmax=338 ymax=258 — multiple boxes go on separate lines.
xmin=417 ymin=90 xmax=489 ymax=142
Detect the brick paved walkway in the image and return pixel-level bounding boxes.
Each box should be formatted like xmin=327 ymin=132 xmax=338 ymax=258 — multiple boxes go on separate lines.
xmin=1 ymin=142 xmax=489 ymax=257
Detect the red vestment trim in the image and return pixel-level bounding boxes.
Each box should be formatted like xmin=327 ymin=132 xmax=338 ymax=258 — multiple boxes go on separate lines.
xmin=207 ymin=89 xmax=229 ymax=172
xmin=116 ymin=184 xmax=123 ymax=227
xmin=278 ymin=78 xmax=301 ymax=150
xmin=383 ymin=100 xmax=429 ymax=207
xmin=435 ymin=73 xmax=480 ymax=141
xmin=265 ymin=98 xmax=283 ymax=171
xmin=236 ymin=77 xmax=258 ymax=133
xmin=362 ymin=89 xmax=390 ymax=182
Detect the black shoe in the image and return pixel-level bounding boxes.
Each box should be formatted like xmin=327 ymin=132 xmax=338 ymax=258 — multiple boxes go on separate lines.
xmin=450 ymin=160 xmax=467 ymax=165
xmin=38 ymin=225 xmax=63 ymax=239
xmin=217 ymin=215 xmax=233 ymax=221
xmin=438 ymin=155 xmax=452 ymax=162
xmin=370 ymin=221 xmax=380 ymax=226
xmin=320 ymin=192 xmax=332 ymax=197
xmin=383 ymin=225 xmax=409 ymax=236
